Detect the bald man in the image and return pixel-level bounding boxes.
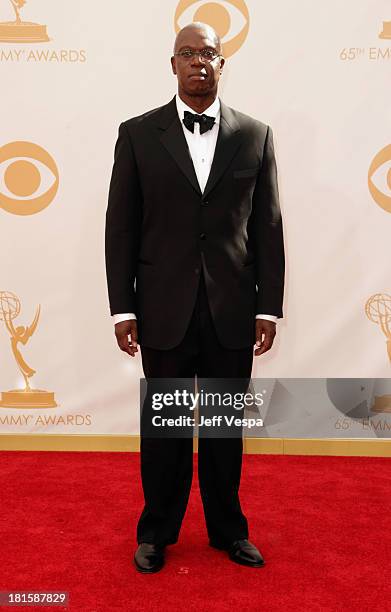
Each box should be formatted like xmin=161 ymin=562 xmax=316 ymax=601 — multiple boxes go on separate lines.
xmin=105 ymin=22 xmax=285 ymax=573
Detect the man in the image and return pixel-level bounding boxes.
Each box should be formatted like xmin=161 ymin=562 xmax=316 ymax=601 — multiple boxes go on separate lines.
xmin=105 ymin=22 xmax=285 ymax=573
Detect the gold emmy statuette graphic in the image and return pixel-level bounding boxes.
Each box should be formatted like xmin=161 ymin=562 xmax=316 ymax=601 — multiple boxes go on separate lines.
xmin=0 ymin=291 xmax=56 ymax=408
xmin=0 ymin=0 xmax=49 ymax=43
xmin=366 ymin=295 xmax=391 ymax=413
xmin=379 ymin=21 xmax=391 ymax=39
xmin=365 ymin=293 xmax=391 ymax=361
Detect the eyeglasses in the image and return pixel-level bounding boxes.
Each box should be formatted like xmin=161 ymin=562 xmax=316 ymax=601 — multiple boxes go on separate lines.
xmin=174 ymin=49 xmax=221 ymax=63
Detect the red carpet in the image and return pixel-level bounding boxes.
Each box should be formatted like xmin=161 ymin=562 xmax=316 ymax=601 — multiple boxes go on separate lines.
xmin=0 ymin=451 xmax=390 ymax=612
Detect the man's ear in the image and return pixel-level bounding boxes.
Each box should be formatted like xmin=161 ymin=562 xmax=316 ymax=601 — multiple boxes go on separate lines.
xmin=219 ymin=57 xmax=225 ymax=72
xmin=171 ymin=56 xmax=177 ymax=75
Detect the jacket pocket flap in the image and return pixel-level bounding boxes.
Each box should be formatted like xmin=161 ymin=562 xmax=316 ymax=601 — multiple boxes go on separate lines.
xmin=233 ymin=167 xmax=259 ymax=179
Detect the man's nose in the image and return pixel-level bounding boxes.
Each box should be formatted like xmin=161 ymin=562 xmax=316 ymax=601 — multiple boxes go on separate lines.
xmin=190 ymin=52 xmax=203 ymax=66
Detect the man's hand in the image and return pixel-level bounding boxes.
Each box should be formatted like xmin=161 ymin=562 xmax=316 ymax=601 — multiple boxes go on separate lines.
xmin=254 ymin=319 xmax=276 ymax=356
xmin=115 ymin=320 xmax=138 ymax=357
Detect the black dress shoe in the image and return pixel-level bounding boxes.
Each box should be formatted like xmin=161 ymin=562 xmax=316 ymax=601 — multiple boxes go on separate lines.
xmin=134 ymin=543 xmax=165 ymax=573
xmin=211 ymin=539 xmax=265 ymax=567
xmin=227 ymin=539 xmax=265 ymax=567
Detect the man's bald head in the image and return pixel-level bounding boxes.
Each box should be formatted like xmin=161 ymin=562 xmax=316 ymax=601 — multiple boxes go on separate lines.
xmin=173 ymin=22 xmax=222 ymax=55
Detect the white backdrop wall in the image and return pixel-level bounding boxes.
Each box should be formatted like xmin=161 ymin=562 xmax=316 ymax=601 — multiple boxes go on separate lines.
xmin=0 ymin=0 xmax=390 ymax=435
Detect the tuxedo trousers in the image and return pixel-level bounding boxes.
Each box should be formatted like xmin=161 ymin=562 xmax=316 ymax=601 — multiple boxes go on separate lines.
xmin=137 ymin=267 xmax=254 ymax=547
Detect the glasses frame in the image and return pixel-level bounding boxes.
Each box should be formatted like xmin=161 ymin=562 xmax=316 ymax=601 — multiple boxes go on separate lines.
xmin=174 ymin=48 xmax=222 ymax=63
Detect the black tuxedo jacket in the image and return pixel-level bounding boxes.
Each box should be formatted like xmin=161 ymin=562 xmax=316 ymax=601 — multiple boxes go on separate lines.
xmin=105 ymin=95 xmax=285 ymax=350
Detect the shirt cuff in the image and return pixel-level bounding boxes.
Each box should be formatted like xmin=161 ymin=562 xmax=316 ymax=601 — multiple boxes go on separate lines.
xmin=112 ymin=313 xmax=137 ymax=324
xmin=255 ymin=314 xmax=278 ymax=323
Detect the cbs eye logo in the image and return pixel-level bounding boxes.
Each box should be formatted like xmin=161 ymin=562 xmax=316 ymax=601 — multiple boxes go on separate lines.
xmin=0 ymin=141 xmax=59 ymax=216
xmin=368 ymin=144 xmax=391 ymax=214
xmin=174 ymin=0 xmax=249 ymax=58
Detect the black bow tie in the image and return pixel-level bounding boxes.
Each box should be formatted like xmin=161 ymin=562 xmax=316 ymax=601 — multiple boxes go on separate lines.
xmin=183 ymin=110 xmax=215 ymax=135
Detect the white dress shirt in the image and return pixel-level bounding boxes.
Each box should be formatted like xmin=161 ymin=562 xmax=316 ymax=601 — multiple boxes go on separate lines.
xmin=112 ymin=94 xmax=277 ymax=325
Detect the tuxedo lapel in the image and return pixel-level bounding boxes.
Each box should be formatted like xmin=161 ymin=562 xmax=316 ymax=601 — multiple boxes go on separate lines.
xmin=157 ymin=96 xmax=202 ymax=196
xmin=203 ymin=99 xmax=241 ymax=199
xmin=155 ymin=96 xmax=241 ymax=198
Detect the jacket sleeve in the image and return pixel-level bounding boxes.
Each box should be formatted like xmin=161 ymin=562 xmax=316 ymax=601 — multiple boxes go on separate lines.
xmin=105 ymin=122 xmax=142 ymax=316
xmin=250 ymin=126 xmax=285 ymax=318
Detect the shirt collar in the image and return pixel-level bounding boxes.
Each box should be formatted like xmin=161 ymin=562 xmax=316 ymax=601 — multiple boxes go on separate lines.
xmin=175 ymin=94 xmax=220 ymax=125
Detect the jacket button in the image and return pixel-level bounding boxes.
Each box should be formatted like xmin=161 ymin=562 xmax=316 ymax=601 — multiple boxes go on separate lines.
xmin=195 ymin=267 xmax=200 ymax=275
xmin=201 ymin=200 xmax=209 ymax=206
xmin=200 ymin=233 xmax=206 ymax=240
